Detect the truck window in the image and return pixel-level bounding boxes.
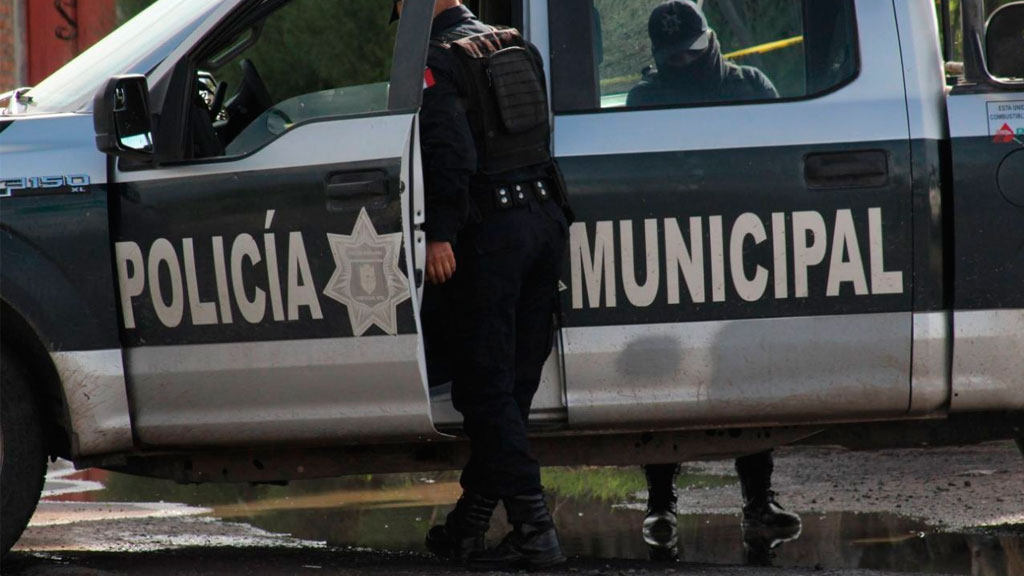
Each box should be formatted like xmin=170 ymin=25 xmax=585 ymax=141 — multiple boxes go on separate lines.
xmin=189 ymin=0 xmax=396 ymax=158
xmin=550 ymin=0 xmax=858 ymax=113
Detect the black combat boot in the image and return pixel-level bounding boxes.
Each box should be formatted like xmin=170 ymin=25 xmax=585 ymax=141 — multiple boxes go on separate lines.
xmin=425 ymin=491 xmax=499 ymax=561
xmin=642 ymin=463 xmax=681 ymax=561
xmin=741 ymin=489 xmax=801 ymax=532
xmin=469 ymin=492 xmax=566 ymax=570
xmin=736 ymin=452 xmax=801 ymax=533
xmin=742 ymin=521 xmax=801 ymax=567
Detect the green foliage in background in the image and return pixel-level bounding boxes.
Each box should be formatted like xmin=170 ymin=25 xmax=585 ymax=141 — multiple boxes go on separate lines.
xmin=116 ymin=0 xmax=154 ymax=24
xmin=542 ymin=467 xmax=649 ymax=502
xmin=117 ymin=0 xmax=396 ymax=103
xmin=212 ymin=0 xmax=396 ymax=103
xmin=542 ymin=466 xmax=735 ymax=502
xmin=938 ymin=0 xmax=1015 ymax=68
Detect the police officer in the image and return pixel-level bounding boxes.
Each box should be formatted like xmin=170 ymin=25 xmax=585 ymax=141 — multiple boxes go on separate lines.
xmin=629 ymin=0 xmax=799 ymax=561
xmin=391 ymin=0 xmax=570 ymax=569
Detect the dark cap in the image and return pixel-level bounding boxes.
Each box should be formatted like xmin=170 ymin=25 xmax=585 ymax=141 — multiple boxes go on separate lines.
xmin=649 ymin=0 xmax=709 ymax=59
xmin=390 ymin=0 xmax=400 ymax=23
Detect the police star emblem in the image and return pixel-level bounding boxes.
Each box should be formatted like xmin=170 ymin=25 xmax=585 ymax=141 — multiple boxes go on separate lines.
xmin=324 ymin=208 xmax=410 ymax=336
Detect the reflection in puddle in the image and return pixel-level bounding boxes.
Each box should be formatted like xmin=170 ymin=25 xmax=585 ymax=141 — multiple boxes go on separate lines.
xmin=44 ymin=466 xmax=1024 ymax=575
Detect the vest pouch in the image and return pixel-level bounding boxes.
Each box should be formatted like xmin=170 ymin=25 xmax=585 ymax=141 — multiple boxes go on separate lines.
xmin=447 ymin=29 xmax=553 ymax=175
xmin=488 ymin=46 xmax=548 ymax=135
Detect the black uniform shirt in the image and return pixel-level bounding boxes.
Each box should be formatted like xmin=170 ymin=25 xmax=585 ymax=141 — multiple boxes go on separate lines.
xmin=419 ymin=6 xmax=492 ymax=244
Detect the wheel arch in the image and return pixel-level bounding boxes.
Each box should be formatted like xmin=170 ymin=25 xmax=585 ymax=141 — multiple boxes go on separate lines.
xmin=1 ymin=202 xmax=132 ymax=457
xmin=1 ymin=299 xmax=72 ymax=460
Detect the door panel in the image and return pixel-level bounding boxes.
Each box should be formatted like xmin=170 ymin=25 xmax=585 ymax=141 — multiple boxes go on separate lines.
xmin=558 ymin=142 xmax=912 ymax=327
xmin=115 ymin=122 xmax=413 ymax=347
xmin=564 ymin=314 xmax=910 ymax=428
xmin=557 ymin=140 xmax=913 ymax=429
xmin=111 ymin=0 xmax=441 ymax=447
xmin=114 ymin=115 xmax=440 ymax=446
xmin=550 ymin=0 xmax=914 ymax=429
xmin=126 ymin=337 xmax=428 ymax=445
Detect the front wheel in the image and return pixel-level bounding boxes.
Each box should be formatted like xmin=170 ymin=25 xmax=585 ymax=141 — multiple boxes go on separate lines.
xmin=1 ymin=349 xmax=47 ymax=557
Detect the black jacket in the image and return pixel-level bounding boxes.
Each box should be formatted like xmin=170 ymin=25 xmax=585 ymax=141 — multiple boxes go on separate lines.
xmin=627 ymin=30 xmax=778 ymax=108
xmin=419 ymin=6 xmax=551 ymax=244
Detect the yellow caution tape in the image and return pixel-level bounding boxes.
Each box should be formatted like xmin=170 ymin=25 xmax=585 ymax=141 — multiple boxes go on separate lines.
xmin=724 ymin=35 xmax=804 ymax=60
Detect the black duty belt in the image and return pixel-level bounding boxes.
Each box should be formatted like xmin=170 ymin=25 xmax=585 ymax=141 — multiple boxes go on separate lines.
xmin=476 ymin=179 xmax=552 ymax=217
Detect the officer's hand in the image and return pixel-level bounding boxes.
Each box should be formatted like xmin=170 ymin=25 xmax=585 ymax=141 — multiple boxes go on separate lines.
xmin=426 ymin=241 xmax=457 ymax=284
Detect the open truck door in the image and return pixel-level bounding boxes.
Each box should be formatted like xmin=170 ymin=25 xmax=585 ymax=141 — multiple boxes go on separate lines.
xmin=99 ymin=0 xmax=442 ymax=447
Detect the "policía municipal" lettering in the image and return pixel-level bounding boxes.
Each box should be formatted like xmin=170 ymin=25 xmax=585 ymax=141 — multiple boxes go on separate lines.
xmin=114 ymin=212 xmax=323 ymax=329
xmin=569 ymin=208 xmax=903 ymax=309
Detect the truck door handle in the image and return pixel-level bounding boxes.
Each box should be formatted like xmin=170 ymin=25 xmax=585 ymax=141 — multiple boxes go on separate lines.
xmin=324 ymin=170 xmax=391 ymax=212
xmin=804 ymin=150 xmax=889 ymax=189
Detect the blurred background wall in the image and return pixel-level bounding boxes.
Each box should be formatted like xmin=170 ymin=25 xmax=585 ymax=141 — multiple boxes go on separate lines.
xmin=1 ymin=0 xmax=117 ymax=92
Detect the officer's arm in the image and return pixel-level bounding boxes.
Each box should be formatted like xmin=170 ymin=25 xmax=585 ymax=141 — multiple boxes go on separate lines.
xmin=419 ymin=51 xmax=477 ymax=246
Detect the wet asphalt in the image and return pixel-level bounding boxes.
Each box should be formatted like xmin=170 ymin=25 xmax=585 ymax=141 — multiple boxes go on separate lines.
xmin=3 ymin=441 xmax=1022 ymax=576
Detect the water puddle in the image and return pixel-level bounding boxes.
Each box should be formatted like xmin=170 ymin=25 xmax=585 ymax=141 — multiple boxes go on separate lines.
xmin=36 ymin=464 xmax=1024 ymax=574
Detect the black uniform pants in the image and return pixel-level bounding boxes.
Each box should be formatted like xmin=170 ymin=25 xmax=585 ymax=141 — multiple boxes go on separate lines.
xmin=643 ymin=450 xmax=775 ymax=504
xmin=450 ymin=199 xmax=567 ymax=498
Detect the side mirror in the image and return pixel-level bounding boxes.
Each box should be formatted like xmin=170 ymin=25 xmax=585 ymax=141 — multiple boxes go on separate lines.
xmin=94 ymin=75 xmax=154 ymax=159
xmin=986 ymin=2 xmax=1024 ymax=79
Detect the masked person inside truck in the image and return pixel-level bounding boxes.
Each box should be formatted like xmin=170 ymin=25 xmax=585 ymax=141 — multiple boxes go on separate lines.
xmin=626 ymin=0 xmax=799 ymax=563
xmin=627 ymin=0 xmax=778 ymax=108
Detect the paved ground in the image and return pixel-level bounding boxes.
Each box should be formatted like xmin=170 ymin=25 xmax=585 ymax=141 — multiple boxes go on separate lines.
xmin=0 ymin=547 xmax=965 ymax=576
xmin=3 ymin=442 xmax=1023 ymax=575
xmin=654 ymin=442 xmax=1024 ymax=530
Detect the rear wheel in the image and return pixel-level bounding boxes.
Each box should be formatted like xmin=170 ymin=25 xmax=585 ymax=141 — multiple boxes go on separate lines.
xmin=1 ymin=349 xmax=47 ymax=557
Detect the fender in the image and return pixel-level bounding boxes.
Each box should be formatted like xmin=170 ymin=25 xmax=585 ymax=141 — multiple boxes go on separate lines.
xmin=0 ymin=115 xmax=122 ymax=350
xmin=0 ymin=114 xmax=134 ymax=458
xmin=0 ymin=228 xmax=118 ymax=351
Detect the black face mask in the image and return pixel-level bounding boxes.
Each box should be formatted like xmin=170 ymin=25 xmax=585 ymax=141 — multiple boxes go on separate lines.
xmin=653 ymin=30 xmax=726 ymax=89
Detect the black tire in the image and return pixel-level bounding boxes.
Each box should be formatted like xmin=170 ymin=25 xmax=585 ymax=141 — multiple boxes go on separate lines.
xmin=1 ymin=349 xmax=47 ymax=557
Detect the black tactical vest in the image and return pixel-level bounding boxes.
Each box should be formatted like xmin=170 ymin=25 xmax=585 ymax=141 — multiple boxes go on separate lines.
xmin=435 ymin=28 xmax=552 ymax=176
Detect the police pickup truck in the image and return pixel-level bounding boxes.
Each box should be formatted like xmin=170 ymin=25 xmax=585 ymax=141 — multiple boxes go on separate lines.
xmin=1 ymin=0 xmax=1023 ymax=556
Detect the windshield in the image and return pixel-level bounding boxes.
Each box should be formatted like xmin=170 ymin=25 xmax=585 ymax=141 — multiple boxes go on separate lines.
xmin=16 ymin=0 xmax=220 ymax=116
